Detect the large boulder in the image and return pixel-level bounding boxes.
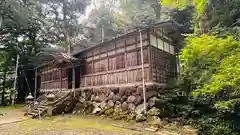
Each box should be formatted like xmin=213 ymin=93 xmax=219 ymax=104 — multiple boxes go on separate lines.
xmin=120 ymin=96 xmax=127 ymax=103
xmin=148 ymin=107 xmax=161 ymax=116
xmin=107 ymin=100 xmax=114 ymax=108
xmin=100 ymin=101 xmax=107 ymax=109
xmin=92 ymin=102 xmax=101 ymax=108
xmin=92 ymin=107 xmax=101 ymax=114
xmin=74 ymin=102 xmax=85 ymax=110
xmin=94 ymin=96 xmax=101 ymax=102
xmin=127 ymin=95 xmax=136 ymax=103
xmin=146 ymin=91 xmax=158 ymax=100
xmin=119 ymin=87 xmax=127 ymax=96
xmin=148 ymin=97 xmax=159 ymax=108
xmin=114 ymin=101 xmax=122 ymax=109
xmin=137 ymin=87 xmax=143 ymax=96
xmin=135 ymin=95 xmax=143 ymax=105
xmin=128 ymin=103 xmax=136 ymax=112
xmin=121 ymin=102 xmax=128 ymax=111
xmin=135 ymin=103 xmax=148 ymax=115
xmin=111 ymin=87 xmax=119 ymax=94
xmin=99 ymin=94 xmax=106 ymax=102
xmin=113 ymin=94 xmax=121 ymax=102
xmin=136 ymin=114 xmax=146 ymax=122
xmin=90 ymin=95 xmax=95 ymax=101
xmin=78 ymin=97 xmax=86 ymax=103
xmin=107 ymin=92 xmax=115 ymax=100
xmin=150 ymin=116 xmax=163 ymax=129
xmin=126 ymin=88 xmax=136 ymax=96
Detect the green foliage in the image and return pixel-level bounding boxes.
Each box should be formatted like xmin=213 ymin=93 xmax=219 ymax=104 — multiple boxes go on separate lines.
xmin=160 ymin=0 xmax=207 ymax=16
xmin=170 ymin=6 xmax=195 ymax=33
xmin=181 ymin=35 xmax=240 ymax=96
xmin=161 ymin=0 xmax=192 ymax=10
xmin=169 ymin=35 xmax=240 ymax=134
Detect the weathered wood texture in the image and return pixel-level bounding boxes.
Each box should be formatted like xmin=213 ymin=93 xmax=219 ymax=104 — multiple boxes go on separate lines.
xmin=151 ymin=46 xmax=177 ymax=83
xmin=149 ymin=30 xmax=177 ymax=84
xmin=79 ymin=32 xmax=150 ymax=87
xmin=40 ymin=66 xmax=68 ymax=90
xmin=39 ymin=29 xmax=178 ymax=91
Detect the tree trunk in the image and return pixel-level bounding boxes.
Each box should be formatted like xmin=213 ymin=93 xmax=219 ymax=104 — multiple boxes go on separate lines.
xmin=154 ymin=0 xmax=161 ymax=20
xmin=63 ymin=0 xmax=71 ymax=55
xmin=1 ymin=70 xmax=6 ymax=105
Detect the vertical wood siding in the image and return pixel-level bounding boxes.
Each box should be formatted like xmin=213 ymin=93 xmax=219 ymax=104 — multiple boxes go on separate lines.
xmin=80 ymin=31 xmax=151 ymax=87
xmin=149 ymin=30 xmax=177 ymax=84
xmin=40 ymin=66 xmax=68 ymax=90
xmin=39 ymin=29 xmax=178 ymax=90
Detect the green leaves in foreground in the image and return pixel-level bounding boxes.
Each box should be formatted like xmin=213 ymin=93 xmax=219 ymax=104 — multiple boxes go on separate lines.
xmin=180 ymin=35 xmax=240 ymax=109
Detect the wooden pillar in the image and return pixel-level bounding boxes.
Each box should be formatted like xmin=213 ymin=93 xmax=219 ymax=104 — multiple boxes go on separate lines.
xmin=48 ymin=66 xmax=50 ymax=90
xmin=107 ymin=47 xmax=109 ymax=85
xmin=91 ymin=52 xmax=94 ymax=86
xmin=79 ymin=66 xmax=81 ymax=87
xmin=147 ymin=29 xmax=152 ymax=81
xmin=139 ymin=30 xmax=147 ymax=114
xmin=72 ymin=64 xmax=76 ymax=97
xmin=12 ymin=54 xmax=19 ymax=105
xmin=125 ymin=38 xmax=128 ymax=83
xmin=34 ymin=67 xmax=37 ymax=101
xmin=60 ymin=68 xmax=62 ymax=92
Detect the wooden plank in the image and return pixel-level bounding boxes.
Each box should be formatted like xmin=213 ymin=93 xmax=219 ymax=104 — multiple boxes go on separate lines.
xmin=116 ymin=39 xmax=125 ymax=48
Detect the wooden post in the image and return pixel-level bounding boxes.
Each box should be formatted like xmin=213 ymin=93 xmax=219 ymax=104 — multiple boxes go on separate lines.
xmin=72 ymin=64 xmax=76 ymax=97
xmin=139 ymin=30 xmax=147 ymax=114
xmin=34 ymin=67 xmax=37 ymax=101
xmin=147 ymin=29 xmax=153 ymax=81
xmin=101 ymin=27 xmax=105 ymax=42
xmin=12 ymin=54 xmax=19 ymax=105
xmin=60 ymin=68 xmax=62 ymax=92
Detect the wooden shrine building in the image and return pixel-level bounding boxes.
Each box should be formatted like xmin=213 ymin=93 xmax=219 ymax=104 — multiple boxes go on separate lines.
xmin=38 ymin=21 xmax=183 ymax=93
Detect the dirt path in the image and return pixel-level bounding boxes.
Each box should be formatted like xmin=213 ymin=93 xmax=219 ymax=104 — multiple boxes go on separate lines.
xmin=0 ymin=107 xmax=196 ymax=135
xmin=0 ymin=115 xmax=150 ymax=135
xmin=0 ymin=105 xmax=29 ymax=125
xmin=0 ymin=107 xmax=147 ymax=135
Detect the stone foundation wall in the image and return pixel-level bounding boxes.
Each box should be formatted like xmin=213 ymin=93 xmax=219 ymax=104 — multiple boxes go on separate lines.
xmin=73 ymin=86 xmax=161 ymax=121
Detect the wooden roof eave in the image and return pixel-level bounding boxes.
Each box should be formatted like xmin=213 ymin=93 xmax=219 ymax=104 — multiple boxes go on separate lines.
xmin=72 ymin=21 xmax=183 ymax=56
xmin=36 ymin=56 xmax=83 ymax=69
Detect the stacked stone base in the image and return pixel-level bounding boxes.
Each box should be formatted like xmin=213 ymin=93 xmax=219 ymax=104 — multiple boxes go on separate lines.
xmin=73 ymin=86 xmax=161 ymax=121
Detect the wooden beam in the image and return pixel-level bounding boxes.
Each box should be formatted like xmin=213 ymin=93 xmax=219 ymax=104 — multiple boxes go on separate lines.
xmin=147 ymin=29 xmax=153 ymax=81
xmin=34 ymin=67 xmax=37 ymax=101
xmin=60 ymin=68 xmax=62 ymax=92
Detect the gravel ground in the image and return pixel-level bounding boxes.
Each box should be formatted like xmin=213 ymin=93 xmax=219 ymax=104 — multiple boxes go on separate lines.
xmin=0 ymin=123 xmax=142 ymax=135
xmin=0 ymin=116 xmax=147 ymax=135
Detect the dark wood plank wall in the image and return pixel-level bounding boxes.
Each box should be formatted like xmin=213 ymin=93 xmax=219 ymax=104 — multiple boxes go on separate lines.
xmin=39 ymin=29 xmax=178 ymax=91
xmin=40 ymin=66 xmax=68 ymax=90
xmin=151 ymin=47 xmax=177 ymax=83
xmin=149 ymin=30 xmax=177 ymax=84
xmin=79 ymin=31 xmax=151 ymax=87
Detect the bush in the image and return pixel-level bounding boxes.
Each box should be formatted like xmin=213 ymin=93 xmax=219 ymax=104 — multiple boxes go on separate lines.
xmin=157 ymin=35 xmax=240 ymax=135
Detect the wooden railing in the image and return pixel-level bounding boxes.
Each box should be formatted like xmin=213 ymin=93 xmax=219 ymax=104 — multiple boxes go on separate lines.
xmin=27 ymin=91 xmax=68 ymax=113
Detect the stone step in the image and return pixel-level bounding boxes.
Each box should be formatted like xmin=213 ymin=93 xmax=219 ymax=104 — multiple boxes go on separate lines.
xmin=29 ymin=112 xmax=38 ymax=116
xmin=32 ymin=109 xmax=45 ymax=113
xmin=39 ymin=106 xmax=47 ymax=109
xmin=25 ymin=114 xmax=34 ymax=118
